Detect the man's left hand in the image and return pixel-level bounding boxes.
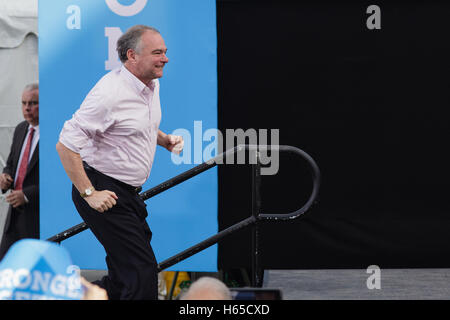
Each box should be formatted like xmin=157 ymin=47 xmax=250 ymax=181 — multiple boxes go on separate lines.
xmin=165 ymin=134 xmax=184 ymax=154
xmin=6 ymin=190 xmax=26 ymax=208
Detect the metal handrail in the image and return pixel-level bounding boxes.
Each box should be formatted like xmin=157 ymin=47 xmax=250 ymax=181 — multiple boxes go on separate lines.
xmin=257 ymin=145 xmax=320 ymax=221
xmin=47 ymin=145 xmax=321 ymax=283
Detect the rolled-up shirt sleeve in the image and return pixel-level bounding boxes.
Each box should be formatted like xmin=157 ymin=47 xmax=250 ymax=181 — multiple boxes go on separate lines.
xmin=59 ymin=85 xmax=114 ymax=153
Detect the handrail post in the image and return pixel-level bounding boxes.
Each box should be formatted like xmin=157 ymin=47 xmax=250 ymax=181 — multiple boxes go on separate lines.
xmin=251 ymin=149 xmax=263 ymax=287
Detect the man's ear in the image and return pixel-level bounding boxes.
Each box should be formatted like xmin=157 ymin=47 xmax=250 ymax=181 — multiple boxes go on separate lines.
xmin=126 ymin=49 xmax=136 ymax=63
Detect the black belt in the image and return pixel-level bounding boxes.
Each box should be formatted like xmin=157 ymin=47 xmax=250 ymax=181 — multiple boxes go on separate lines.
xmin=82 ymin=162 xmax=142 ymax=194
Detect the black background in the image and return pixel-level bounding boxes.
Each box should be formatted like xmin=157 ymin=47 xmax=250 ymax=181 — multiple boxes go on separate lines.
xmin=217 ymin=0 xmax=450 ymax=269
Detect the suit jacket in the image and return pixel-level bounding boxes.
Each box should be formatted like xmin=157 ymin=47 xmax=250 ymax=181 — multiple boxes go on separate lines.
xmin=1 ymin=120 xmax=39 ymax=239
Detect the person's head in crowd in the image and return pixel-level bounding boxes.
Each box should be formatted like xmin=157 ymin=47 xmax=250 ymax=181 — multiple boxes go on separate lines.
xmin=180 ymin=276 xmax=232 ymax=300
xmin=21 ymin=83 xmax=39 ymax=126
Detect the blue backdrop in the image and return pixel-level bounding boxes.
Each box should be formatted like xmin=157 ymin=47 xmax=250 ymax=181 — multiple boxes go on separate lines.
xmin=39 ymin=0 xmax=218 ymax=271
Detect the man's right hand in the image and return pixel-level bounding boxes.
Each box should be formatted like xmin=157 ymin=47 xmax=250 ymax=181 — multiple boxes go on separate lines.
xmin=0 ymin=173 xmax=13 ymax=190
xmin=84 ymin=190 xmax=118 ymax=213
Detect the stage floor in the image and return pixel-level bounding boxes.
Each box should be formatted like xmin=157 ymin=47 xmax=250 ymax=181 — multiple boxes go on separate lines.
xmin=265 ymin=269 xmax=450 ymax=300
xmin=81 ymin=268 xmax=450 ymax=300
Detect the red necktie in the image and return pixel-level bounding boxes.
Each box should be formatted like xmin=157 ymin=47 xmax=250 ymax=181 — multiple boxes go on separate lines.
xmin=15 ymin=127 xmax=35 ymax=190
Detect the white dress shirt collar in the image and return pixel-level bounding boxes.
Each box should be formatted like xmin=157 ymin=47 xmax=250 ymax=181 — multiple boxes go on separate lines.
xmin=120 ymin=65 xmax=156 ymax=96
xmin=29 ymin=124 xmax=39 ymax=133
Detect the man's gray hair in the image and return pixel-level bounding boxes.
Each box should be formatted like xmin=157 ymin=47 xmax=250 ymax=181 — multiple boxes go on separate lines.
xmin=24 ymin=83 xmax=39 ymax=92
xmin=180 ymin=277 xmax=232 ymax=300
xmin=116 ymin=25 xmax=160 ymax=63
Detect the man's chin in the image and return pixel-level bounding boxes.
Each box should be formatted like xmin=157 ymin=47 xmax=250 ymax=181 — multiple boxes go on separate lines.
xmin=147 ymin=70 xmax=163 ymax=80
xmin=155 ymin=68 xmax=164 ymax=77
xmin=24 ymin=117 xmax=37 ymax=125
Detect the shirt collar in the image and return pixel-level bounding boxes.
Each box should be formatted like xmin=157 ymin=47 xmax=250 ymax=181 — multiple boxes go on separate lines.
xmin=28 ymin=124 xmax=39 ymax=132
xmin=120 ymin=65 xmax=155 ymax=95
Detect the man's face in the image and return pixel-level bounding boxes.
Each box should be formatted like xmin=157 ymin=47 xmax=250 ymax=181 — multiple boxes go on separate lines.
xmin=22 ymin=89 xmax=39 ymax=126
xmin=134 ymin=30 xmax=169 ymax=82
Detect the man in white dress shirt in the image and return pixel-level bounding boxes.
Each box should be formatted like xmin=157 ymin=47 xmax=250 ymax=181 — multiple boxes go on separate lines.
xmin=56 ymin=25 xmax=183 ymax=300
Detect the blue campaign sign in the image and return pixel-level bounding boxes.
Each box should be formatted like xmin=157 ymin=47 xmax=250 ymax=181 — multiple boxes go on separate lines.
xmin=0 ymin=239 xmax=83 ymax=300
xmin=39 ymin=0 xmax=218 ymax=271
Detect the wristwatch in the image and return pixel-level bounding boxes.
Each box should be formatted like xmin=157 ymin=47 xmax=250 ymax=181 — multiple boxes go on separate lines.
xmin=80 ymin=186 xmax=95 ymax=198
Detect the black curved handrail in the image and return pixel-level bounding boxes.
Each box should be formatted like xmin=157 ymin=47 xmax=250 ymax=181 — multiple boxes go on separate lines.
xmin=256 ymin=145 xmax=321 ymax=221
xmin=47 ymin=145 xmax=321 ymax=283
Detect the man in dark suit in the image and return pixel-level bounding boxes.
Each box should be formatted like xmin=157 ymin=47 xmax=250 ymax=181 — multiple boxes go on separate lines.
xmin=0 ymin=83 xmax=39 ymax=260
